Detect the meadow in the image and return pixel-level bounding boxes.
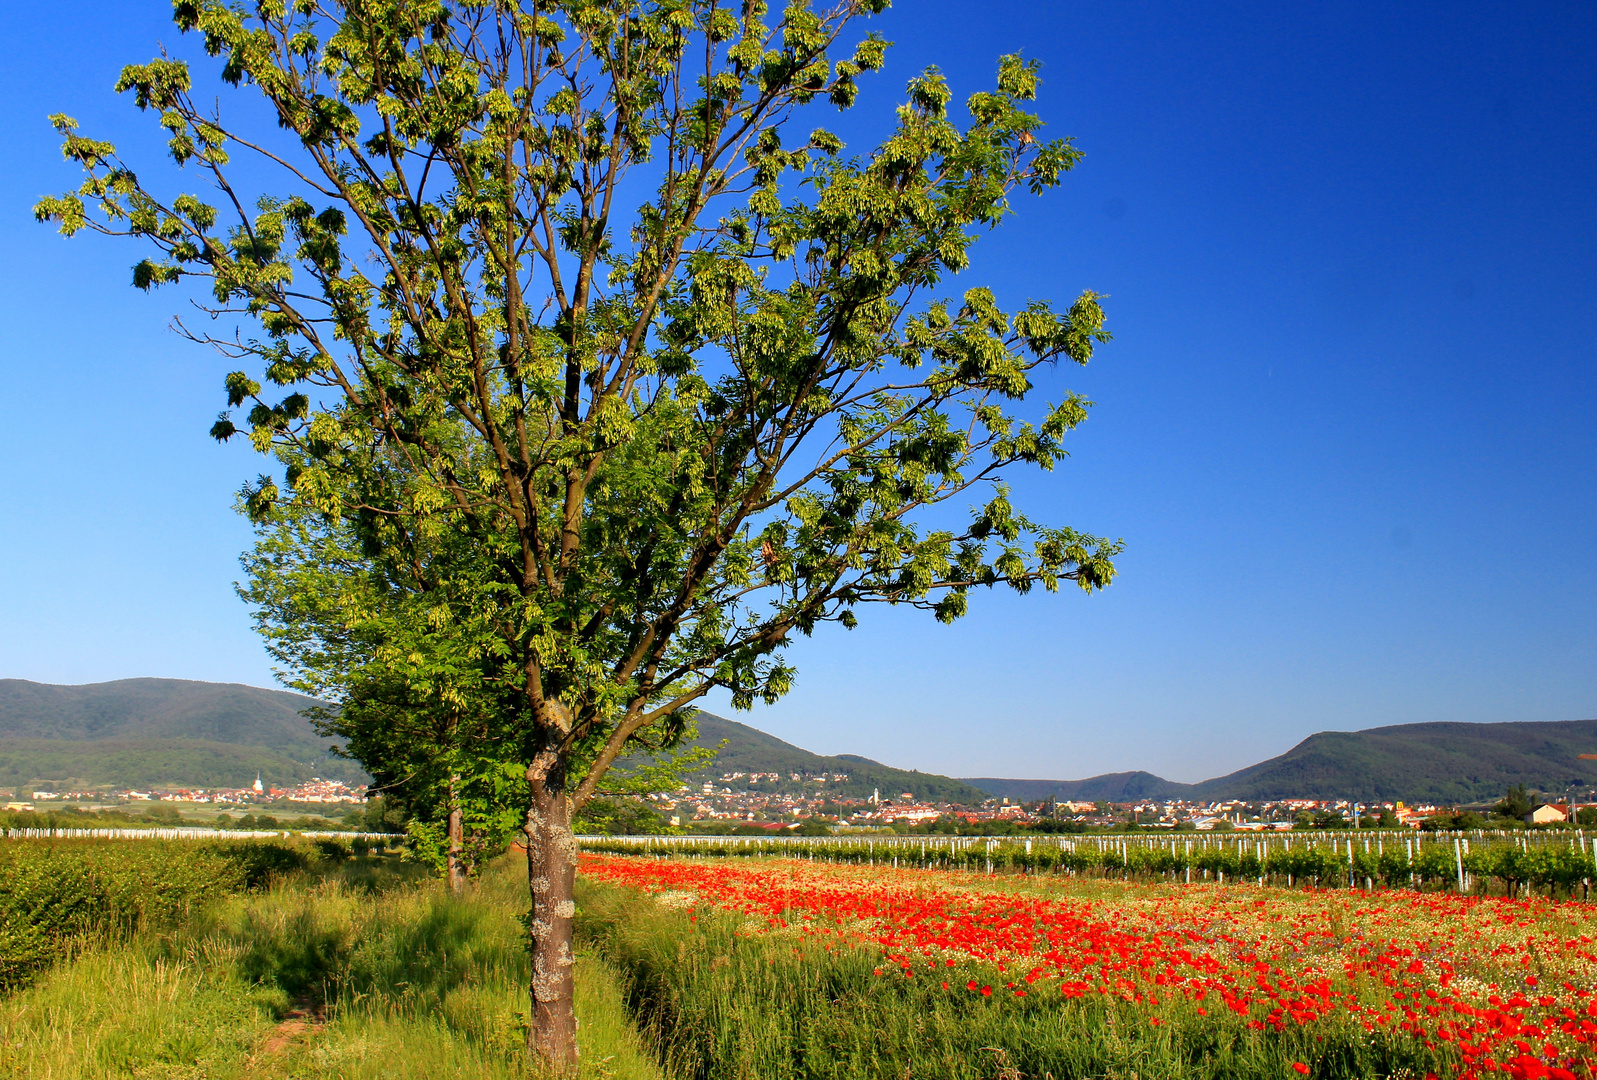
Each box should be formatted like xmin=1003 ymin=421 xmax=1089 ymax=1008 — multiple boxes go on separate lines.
xmin=578 ymin=850 xmax=1597 ymax=1080
xmin=0 ymin=839 xmax=661 ymax=1080
xmin=6 ymin=834 xmax=1597 ymax=1079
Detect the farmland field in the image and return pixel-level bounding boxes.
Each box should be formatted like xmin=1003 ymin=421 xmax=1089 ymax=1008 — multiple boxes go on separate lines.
xmin=6 ymin=836 xmax=1597 ymax=1079
xmin=577 ymin=851 xmax=1597 ymax=1080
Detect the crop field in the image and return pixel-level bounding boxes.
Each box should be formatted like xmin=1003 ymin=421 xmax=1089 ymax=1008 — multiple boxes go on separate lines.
xmin=577 ymin=851 xmax=1597 ymax=1080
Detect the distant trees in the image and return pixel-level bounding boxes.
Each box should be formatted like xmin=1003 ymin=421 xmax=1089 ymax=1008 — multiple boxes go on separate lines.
xmin=1420 ymin=810 xmax=1484 ymax=832
xmin=573 ymin=798 xmax=668 ymax=836
xmin=1494 ymin=784 xmax=1534 ymax=822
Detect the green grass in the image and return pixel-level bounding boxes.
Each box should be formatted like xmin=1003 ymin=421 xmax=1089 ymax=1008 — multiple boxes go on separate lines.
xmin=0 ymin=839 xmax=308 ymax=991
xmin=0 ymin=850 xmax=666 ymax=1080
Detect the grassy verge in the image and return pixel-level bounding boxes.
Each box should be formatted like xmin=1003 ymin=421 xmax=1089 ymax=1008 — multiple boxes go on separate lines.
xmin=1 ymin=851 xmax=665 ymax=1080
xmin=575 ymin=875 xmax=1458 ymax=1080
xmin=0 ymin=838 xmax=307 ymax=991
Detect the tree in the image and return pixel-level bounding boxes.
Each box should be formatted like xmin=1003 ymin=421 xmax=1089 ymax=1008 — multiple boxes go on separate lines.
xmin=37 ymin=0 xmax=1120 ymax=1067
xmin=1494 ymin=784 xmax=1534 ymax=821
xmin=572 ymin=796 xmax=667 ymax=834
xmin=240 ymin=505 xmax=709 ymax=886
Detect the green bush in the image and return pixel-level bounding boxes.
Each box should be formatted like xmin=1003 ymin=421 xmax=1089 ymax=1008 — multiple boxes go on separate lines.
xmin=0 ymin=839 xmax=304 ymax=991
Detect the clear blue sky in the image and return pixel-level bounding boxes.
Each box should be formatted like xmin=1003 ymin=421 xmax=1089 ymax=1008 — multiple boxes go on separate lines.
xmin=1 ymin=2 xmax=1592 ymax=783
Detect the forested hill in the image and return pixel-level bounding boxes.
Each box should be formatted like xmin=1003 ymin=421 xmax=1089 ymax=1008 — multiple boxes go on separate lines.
xmin=961 ymin=771 xmax=1186 ymax=804
xmin=1192 ymin=719 xmax=1597 ymax=803
xmin=963 ymin=717 xmax=1597 ymax=805
xmin=668 ymin=713 xmax=988 ymax=804
xmin=0 ymin=678 xmax=364 ymax=790
xmin=0 ymin=678 xmax=325 ymax=744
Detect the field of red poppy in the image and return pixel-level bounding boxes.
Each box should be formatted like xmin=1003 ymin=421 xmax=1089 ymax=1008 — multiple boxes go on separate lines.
xmin=576 ymin=852 xmax=1597 ymax=1080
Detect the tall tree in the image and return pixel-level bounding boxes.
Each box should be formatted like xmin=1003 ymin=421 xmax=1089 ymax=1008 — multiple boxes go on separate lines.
xmin=37 ymin=0 xmax=1121 ymax=1066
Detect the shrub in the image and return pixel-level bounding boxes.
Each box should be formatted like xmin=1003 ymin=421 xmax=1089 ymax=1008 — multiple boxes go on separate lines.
xmin=0 ymin=839 xmax=304 ymax=991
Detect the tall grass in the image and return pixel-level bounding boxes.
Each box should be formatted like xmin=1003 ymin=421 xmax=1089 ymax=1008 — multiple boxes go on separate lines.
xmin=1 ymin=852 xmax=665 ymax=1080
xmin=0 ymin=839 xmax=305 ymax=991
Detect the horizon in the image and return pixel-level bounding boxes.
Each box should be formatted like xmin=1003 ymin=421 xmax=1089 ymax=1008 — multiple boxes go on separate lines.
xmin=1 ymin=1 xmax=1593 ymax=784
xmin=7 ymin=674 xmax=1596 ymax=790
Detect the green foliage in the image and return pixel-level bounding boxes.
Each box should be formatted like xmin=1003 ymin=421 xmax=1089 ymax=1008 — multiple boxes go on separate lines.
xmin=1420 ymin=810 xmax=1485 ymax=832
xmin=0 ymin=839 xmax=304 ymax=991
xmin=1494 ymin=783 xmax=1534 ymax=820
xmin=581 ymin=834 xmax=1597 ymax=898
xmin=40 ymin=4 xmax=1124 ymax=1056
xmin=573 ymin=797 xmax=669 ymax=836
xmin=37 ymin=0 xmax=1118 ymax=827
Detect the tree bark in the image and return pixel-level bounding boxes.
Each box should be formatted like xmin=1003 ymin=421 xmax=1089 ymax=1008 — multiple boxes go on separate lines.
xmin=446 ymin=797 xmax=466 ymax=896
xmin=525 ymin=751 xmax=579 ymax=1071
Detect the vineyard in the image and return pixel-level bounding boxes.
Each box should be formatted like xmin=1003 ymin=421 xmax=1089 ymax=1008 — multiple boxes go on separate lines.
xmin=583 ymin=831 xmax=1597 ymax=898
xmin=578 ymin=849 xmax=1597 ymax=1080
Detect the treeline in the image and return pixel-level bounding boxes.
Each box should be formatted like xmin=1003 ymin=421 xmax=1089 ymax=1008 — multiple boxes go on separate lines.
xmin=0 ymin=797 xmax=405 ymax=837
xmin=0 ymin=806 xmax=343 ymax=835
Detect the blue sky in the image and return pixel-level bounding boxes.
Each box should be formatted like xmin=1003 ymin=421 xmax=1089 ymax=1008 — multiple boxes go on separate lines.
xmin=1 ymin=1 xmax=1592 ymax=783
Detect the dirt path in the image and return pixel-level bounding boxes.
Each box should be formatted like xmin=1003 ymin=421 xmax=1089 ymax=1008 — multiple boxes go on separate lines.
xmin=241 ymin=999 xmax=325 ymax=1077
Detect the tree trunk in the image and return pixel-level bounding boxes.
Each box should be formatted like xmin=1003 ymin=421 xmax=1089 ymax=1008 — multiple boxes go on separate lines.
xmin=525 ymin=751 xmax=579 ymax=1072
xmin=446 ymin=799 xmax=467 ymax=896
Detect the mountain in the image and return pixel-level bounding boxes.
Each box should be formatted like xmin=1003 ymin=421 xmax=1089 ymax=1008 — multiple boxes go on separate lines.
xmin=962 ymin=771 xmax=1186 ymax=804
xmin=663 ymin=713 xmax=988 ymax=804
xmin=963 ymin=717 xmax=1597 ymax=805
xmin=1191 ymin=719 xmax=1597 ymax=803
xmin=11 ymin=678 xmax=1592 ymax=807
xmin=0 ymin=678 xmax=364 ymax=791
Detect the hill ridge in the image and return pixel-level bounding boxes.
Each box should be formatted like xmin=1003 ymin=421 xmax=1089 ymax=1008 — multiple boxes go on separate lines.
xmin=0 ymin=677 xmax=363 ymax=789
xmin=962 ymin=717 xmax=1597 ymax=804
xmin=668 ymin=713 xmax=986 ymax=803
xmin=7 ymin=678 xmax=1595 ymax=804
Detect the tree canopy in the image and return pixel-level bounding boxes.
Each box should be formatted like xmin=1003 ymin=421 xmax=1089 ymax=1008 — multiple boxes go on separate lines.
xmin=37 ymin=0 xmax=1120 ymax=1066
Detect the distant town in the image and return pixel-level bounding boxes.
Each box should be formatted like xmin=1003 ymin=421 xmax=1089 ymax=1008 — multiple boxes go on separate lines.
xmin=5 ymin=767 xmax=1587 ymax=834
xmin=632 ymin=768 xmax=1587 ymax=832
xmin=3 ymin=775 xmax=364 ymax=813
